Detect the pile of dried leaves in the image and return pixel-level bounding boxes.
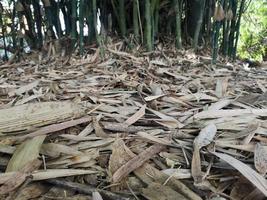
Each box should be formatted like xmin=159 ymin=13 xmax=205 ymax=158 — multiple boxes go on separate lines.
xmin=0 ymin=44 xmax=267 ymax=200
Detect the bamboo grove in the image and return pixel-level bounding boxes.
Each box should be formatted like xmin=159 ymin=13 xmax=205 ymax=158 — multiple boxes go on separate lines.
xmin=0 ymin=0 xmax=249 ymax=63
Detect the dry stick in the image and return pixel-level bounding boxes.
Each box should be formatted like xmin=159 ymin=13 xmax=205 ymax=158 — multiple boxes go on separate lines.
xmin=45 ymin=179 xmax=129 ymax=200
xmin=112 ymin=144 xmax=165 ymax=182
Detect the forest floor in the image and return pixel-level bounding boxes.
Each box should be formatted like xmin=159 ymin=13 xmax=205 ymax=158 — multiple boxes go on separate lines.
xmin=0 ymin=43 xmax=267 ymax=200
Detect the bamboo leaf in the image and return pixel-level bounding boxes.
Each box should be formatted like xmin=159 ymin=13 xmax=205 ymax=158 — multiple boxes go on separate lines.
xmin=212 ymin=151 xmax=267 ymax=196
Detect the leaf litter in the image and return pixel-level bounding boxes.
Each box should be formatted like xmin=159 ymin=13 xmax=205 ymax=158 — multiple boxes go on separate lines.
xmin=0 ymin=45 xmax=267 ymax=200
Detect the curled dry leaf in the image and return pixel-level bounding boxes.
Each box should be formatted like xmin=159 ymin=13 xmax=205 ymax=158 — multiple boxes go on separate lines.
xmin=192 ymin=124 xmax=217 ymax=184
xmin=254 ymin=143 xmax=267 ymax=175
xmin=194 ymin=123 xmax=217 ymax=149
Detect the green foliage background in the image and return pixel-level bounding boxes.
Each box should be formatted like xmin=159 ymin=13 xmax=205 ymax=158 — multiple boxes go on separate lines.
xmin=238 ymin=0 xmax=267 ymax=61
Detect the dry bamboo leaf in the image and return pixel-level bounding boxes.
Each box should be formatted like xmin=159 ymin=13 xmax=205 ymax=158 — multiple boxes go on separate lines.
xmin=194 ymin=109 xmax=267 ymax=119
xmin=254 ymin=143 xmax=267 ymax=175
xmin=92 ymin=191 xmax=103 ymax=200
xmin=0 ymin=159 xmax=41 ymax=195
xmin=150 ymin=60 xmax=168 ymax=66
xmin=137 ymin=131 xmax=172 ymax=146
xmin=215 ymin=78 xmax=228 ymax=98
xmin=243 ymin=188 xmax=266 ymax=200
xmin=111 ymin=139 xmax=202 ymax=200
xmin=142 ymin=182 xmax=187 ymax=200
xmin=192 ymin=124 xmax=216 ymax=183
xmin=212 ymin=151 xmax=267 ymax=196
xmin=15 ymin=94 xmax=43 ymax=106
xmin=93 ymin=117 xmax=108 ymax=138
xmin=194 ymin=124 xmax=217 ymax=149
xmin=242 ymin=122 xmax=259 ymax=145
xmin=162 ymin=168 xmax=191 ymax=179
xmin=144 ymin=95 xmax=165 ymax=102
xmin=47 ymin=150 xmax=98 ymax=167
xmin=0 ymin=101 xmax=85 ymax=134
xmin=215 ymin=140 xmax=255 ymax=152
xmin=124 ymin=104 xmax=146 ymax=126
xmin=32 ymin=169 xmax=97 ymax=180
xmin=18 ymin=117 xmax=91 ymax=140
xmin=108 ymin=139 xmax=132 ymax=176
xmin=147 ymin=108 xmax=184 ymax=128
xmin=78 ymin=123 xmax=94 ymax=136
xmin=207 ymin=99 xmax=232 ymax=111
xmin=13 ymin=183 xmax=47 ymax=200
xmin=59 ymin=134 xmax=100 ymax=141
xmin=6 ymin=136 xmax=46 ymax=172
xmin=41 ymin=143 xmax=82 ymax=158
xmin=8 ymin=80 xmax=40 ymax=97
xmin=112 ymin=144 xmax=164 ymax=183
xmin=230 ymin=177 xmax=255 ymax=200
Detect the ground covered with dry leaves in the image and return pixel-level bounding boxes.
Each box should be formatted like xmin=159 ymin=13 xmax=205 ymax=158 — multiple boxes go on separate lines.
xmin=0 ymin=45 xmax=267 ymax=200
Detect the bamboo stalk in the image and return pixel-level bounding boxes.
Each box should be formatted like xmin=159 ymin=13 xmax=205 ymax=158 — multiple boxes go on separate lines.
xmin=145 ymin=0 xmax=152 ymax=51
xmin=174 ymin=0 xmax=182 ymax=49
xmin=233 ymin=0 xmax=246 ymax=60
xmin=71 ymin=0 xmax=77 ymax=39
xmin=79 ymin=0 xmax=84 ymax=55
xmin=118 ymin=0 xmax=126 ymax=37
xmin=193 ymin=0 xmax=206 ymax=50
xmin=133 ymin=0 xmax=139 ymax=40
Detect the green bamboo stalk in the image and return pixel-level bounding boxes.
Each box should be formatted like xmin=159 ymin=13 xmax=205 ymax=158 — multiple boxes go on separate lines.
xmin=61 ymin=1 xmax=71 ymax=35
xmin=79 ymin=0 xmax=84 ymax=55
xmin=86 ymin=0 xmax=95 ymax=44
xmin=0 ymin=3 xmax=8 ymax=60
xmin=228 ymin=0 xmax=237 ymax=58
xmin=154 ymin=0 xmax=159 ymax=38
xmin=11 ymin=0 xmax=16 ymax=49
xmin=71 ymin=0 xmax=77 ymax=39
xmin=212 ymin=0 xmax=225 ymax=64
xmin=193 ymin=0 xmax=206 ymax=50
xmin=118 ymin=0 xmax=126 ymax=37
xmin=133 ymin=0 xmax=139 ymax=39
xmin=92 ymin=0 xmax=104 ymax=58
xmin=232 ymin=0 xmax=246 ymax=60
xmin=32 ymin=0 xmax=43 ymax=48
xmin=145 ymin=0 xmax=152 ymax=51
xmin=151 ymin=0 xmax=159 ymax=45
xmin=136 ymin=0 xmax=143 ymax=44
xmin=55 ymin=0 xmax=62 ymax=38
xmin=174 ymin=0 xmax=182 ymax=49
